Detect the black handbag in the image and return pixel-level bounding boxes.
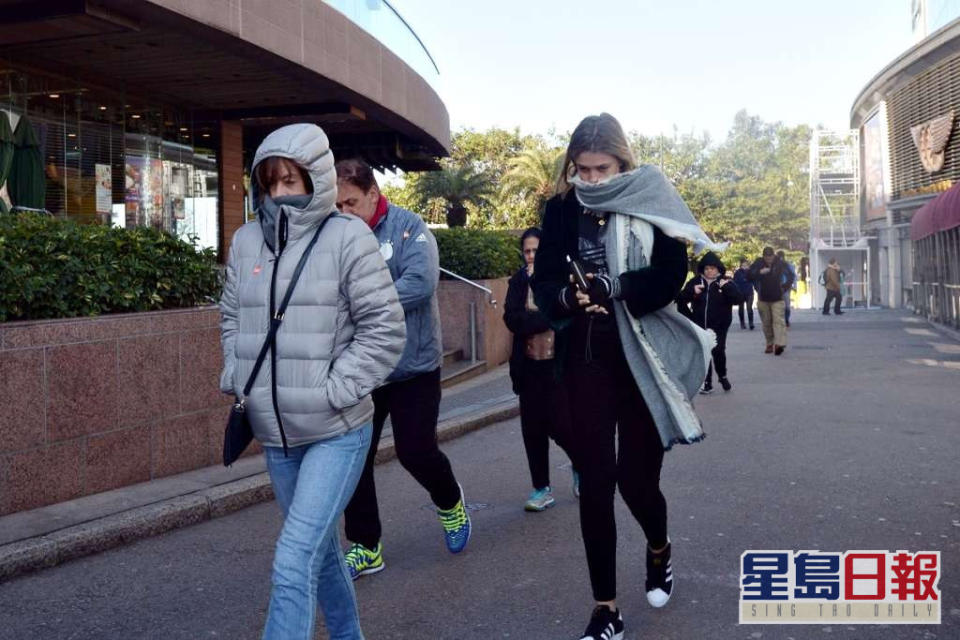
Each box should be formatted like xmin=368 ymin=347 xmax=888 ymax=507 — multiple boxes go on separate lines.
xmin=223 ymin=216 xmax=332 ymax=466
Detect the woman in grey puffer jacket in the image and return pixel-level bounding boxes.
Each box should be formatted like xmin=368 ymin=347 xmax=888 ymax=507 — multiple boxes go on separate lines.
xmin=219 ymin=123 xmax=404 ymax=640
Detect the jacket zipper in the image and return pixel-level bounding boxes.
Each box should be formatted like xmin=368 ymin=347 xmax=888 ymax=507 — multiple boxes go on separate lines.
xmin=268 ymin=236 xmax=290 ymax=456
xmin=703 ymin=276 xmax=710 ymax=327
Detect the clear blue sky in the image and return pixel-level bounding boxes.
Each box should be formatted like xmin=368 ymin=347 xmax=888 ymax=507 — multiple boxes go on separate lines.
xmin=395 ymin=0 xmax=915 ymax=142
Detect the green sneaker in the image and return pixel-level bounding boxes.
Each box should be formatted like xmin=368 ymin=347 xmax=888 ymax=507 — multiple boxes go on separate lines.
xmin=437 ymin=485 xmax=471 ymax=553
xmin=344 ymin=542 xmax=384 ymax=580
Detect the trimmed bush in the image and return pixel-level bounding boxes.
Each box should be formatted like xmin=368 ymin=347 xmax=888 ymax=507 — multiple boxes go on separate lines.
xmin=434 ymin=228 xmax=520 ymax=280
xmin=0 ymin=213 xmax=222 ymax=322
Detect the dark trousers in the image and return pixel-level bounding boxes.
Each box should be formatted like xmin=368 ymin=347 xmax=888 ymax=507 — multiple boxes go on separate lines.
xmin=518 ymin=358 xmax=574 ymax=490
xmin=343 ymin=368 xmax=460 ymax=550
xmin=566 ymin=343 xmax=667 ymax=602
xmin=737 ymin=291 xmax=754 ymax=328
xmin=705 ymin=326 xmax=729 ymax=382
xmin=823 ymin=290 xmax=843 ymax=314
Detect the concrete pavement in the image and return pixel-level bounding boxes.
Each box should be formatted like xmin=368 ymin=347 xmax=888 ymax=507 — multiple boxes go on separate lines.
xmin=0 ymin=309 xmax=957 ymax=639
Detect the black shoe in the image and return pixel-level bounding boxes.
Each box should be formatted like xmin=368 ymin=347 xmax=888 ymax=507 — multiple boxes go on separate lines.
xmin=699 ymin=382 xmax=713 ymax=395
xmin=740 ymin=323 xmax=747 ymax=330
xmin=719 ymin=377 xmax=732 ymax=392
xmin=822 ymin=311 xmax=830 ymax=316
xmin=646 ymin=542 xmax=673 ymax=607
xmin=749 ymin=325 xmax=755 ymax=330
xmin=835 ymin=311 xmax=844 ymax=315
xmin=579 ymin=606 xmax=624 ymax=640
xmin=774 ymin=346 xmax=785 ymax=356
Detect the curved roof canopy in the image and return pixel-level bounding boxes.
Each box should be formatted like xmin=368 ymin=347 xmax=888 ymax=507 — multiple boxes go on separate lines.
xmin=910 ymin=180 xmax=960 ymax=240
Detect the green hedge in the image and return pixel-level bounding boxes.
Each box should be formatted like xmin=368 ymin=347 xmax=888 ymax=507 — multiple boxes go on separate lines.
xmin=434 ymin=228 xmax=520 ymax=280
xmin=0 ymin=213 xmax=222 ymax=322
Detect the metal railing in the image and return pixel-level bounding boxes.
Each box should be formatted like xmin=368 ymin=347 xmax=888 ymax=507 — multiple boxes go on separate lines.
xmin=439 ymin=267 xmax=497 ymax=364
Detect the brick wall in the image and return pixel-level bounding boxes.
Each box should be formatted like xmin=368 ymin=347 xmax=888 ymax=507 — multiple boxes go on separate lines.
xmin=0 ymin=307 xmax=252 ymax=516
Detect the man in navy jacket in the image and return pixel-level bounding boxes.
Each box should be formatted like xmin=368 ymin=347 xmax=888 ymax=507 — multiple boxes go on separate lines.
xmin=335 ymin=159 xmax=470 ymax=580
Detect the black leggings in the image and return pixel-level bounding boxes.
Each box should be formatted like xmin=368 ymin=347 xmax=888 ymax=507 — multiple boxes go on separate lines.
xmin=737 ymin=291 xmax=754 ymax=327
xmin=566 ymin=346 xmax=667 ymax=602
xmin=706 ymin=326 xmax=729 ymax=381
xmin=518 ymin=358 xmax=574 ymax=490
xmin=343 ymin=368 xmax=461 ymax=549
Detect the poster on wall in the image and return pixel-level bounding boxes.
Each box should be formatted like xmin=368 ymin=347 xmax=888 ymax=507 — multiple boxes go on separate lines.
xmin=862 ymin=112 xmax=886 ymax=221
xmin=125 ymin=156 xmax=144 ymax=224
xmin=95 ymin=164 xmax=112 ymax=214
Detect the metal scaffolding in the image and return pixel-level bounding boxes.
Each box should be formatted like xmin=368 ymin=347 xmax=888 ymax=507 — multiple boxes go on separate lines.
xmin=808 ymin=130 xmax=871 ymax=309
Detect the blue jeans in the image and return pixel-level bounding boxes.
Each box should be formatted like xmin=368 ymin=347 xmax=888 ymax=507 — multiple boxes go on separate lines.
xmin=262 ymin=423 xmax=372 ymax=640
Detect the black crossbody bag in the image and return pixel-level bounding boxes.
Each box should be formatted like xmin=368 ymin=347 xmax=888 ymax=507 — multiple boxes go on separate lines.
xmin=223 ymin=215 xmax=332 ymax=466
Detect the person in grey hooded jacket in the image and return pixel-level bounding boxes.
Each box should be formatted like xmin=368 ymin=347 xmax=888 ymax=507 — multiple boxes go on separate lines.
xmin=335 ymin=158 xmax=471 ymax=580
xmin=220 ymin=124 xmax=404 ymax=640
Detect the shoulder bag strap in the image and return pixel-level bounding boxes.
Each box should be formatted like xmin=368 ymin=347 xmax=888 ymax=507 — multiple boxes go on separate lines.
xmin=240 ymin=213 xmax=336 ymax=399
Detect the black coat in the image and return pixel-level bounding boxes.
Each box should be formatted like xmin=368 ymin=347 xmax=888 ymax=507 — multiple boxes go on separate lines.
xmin=503 ymin=267 xmax=552 ymax=394
xmin=531 ymin=191 xmax=688 ymax=367
xmin=747 ymin=256 xmax=793 ymax=302
xmin=677 ymin=274 xmax=743 ymax=331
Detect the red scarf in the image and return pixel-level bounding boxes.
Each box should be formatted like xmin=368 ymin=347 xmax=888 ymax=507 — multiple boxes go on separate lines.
xmin=367 ymin=195 xmax=389 ymax=229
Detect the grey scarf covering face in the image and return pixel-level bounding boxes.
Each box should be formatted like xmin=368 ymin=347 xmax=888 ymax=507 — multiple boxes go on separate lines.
xmin=571 ymin=165 xmax=724 ymax=449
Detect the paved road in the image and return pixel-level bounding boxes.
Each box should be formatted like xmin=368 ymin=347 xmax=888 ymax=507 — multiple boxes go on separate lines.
xmin=1 ymin=310 xmax=958 ymax=640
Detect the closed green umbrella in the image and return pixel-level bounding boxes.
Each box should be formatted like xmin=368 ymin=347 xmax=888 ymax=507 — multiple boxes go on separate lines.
xmin=9 ymin=115 xmax=46 ymax=213
xmin=0 ymin=111 xmax=13 ymax=214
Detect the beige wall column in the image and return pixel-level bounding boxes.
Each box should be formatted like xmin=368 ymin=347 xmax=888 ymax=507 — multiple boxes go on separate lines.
xmin=219 ymin=119 xmax=244 ymax=262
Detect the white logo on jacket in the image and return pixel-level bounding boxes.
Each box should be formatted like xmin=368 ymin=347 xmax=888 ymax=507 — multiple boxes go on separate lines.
xmin=379 ymin=240 xmax=394 ymax=261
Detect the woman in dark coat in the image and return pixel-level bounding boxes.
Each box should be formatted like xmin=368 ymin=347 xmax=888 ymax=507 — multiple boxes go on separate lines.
xmin=532 ymin=113 xmax=705 ymax=640
xmin=503 ymin=227 xmax=575 ymax=512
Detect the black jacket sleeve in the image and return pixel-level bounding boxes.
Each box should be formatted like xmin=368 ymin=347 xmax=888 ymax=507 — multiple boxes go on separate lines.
xmin=720 ymin=279 xmax=744 ymax=305
xmin=675 ymin=276 xmax=697 ymax=319
xmin=531 ymin=195 xmax=576 ymax=321
xmin=618 ymin=226 xmax=689 ymax=319
xmin=503 ymin=270 xmax=552 ymax=337
xmin=747 ymin=258 xmax=764 ymax=282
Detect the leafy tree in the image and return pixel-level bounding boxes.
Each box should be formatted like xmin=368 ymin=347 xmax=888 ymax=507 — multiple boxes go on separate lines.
xmin=499 ymin=146 xmax=564 ymax=225
xmin=415 ymin=163 xmax=493 ymax=228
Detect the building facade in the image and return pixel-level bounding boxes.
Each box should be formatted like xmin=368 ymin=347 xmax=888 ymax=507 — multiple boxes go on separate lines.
xmin=850 ymin=14 xmax=960 ymax=308
xmin=0 ymin=0 xmax=450 ymax=258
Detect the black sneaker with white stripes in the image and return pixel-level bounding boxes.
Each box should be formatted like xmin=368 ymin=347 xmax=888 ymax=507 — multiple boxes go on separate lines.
xmin=645 ymin=541 xmax=673 ymax=607
xmin=578 ymin=605 xmax=624 ymax=640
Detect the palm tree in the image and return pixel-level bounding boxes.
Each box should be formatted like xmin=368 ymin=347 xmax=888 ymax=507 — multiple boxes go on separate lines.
xmin=500 ymin=147 xmax=564 ymax=219
xmin=417 ymin=163 xmax=493 ymax=227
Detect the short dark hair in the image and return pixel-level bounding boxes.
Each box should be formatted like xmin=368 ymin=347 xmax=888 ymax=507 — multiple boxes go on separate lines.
xmin=520 ymin=227 xmax=541 ymax=246
xmin=776 ymin=250 xmax=785 ymax=259
xmin=335 ymin=158 xmax=378 ymax=193
xmin=254 ymin=157 xmax=313 ymax=202
xmin=762 ymin=246 xmax=775 ymax=257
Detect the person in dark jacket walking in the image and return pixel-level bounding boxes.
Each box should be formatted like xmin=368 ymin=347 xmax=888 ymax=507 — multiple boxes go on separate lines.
xmin=677 ymin=252 xmax=743 ymax=393
xmin=504 ymin=227 xmax=577 ymax=511
xmin=335 ymin=159 xmax=471 ymax=582
xmin=733 ymin=258 xmax=755 ymax=330
xmin=532 ymin=113 xmax=718 ymax=640
xmin=748 ymin=247 xmax=793 ymax=355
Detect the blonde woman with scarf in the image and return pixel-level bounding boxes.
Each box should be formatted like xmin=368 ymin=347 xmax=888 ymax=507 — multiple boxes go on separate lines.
xmin=531 ymin=113 xmax=721 ymax=640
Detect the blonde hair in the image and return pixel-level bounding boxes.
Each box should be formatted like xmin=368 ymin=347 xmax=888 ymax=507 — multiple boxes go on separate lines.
xmin=556 ymin=113 xmax=636 ymax=194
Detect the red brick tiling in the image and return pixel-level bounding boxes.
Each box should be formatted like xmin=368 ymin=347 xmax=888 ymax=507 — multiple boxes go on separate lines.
xmin=0 ymin=307 xmax=219 ymax=350
xmin=152 ymin=411 xmax=216 ymax=479
xmin=84 ymin=426 xmax=152 ymax=495
xmin=0 ymin=440 xmax=84 ymax=516
xmin=46 ymin=341 xmax=119 ymax=442
xmin=118 ymin=334 xmax=180 ymax=425
xmin=0 ymin=349 xmax=45 ymax=453
xmin=180 ymin=328 xmax=226 ymax=413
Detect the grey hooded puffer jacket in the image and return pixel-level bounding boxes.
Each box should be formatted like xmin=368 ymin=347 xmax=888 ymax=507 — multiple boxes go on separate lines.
xmin=219 ymin=123 xmax=405 ymax=449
